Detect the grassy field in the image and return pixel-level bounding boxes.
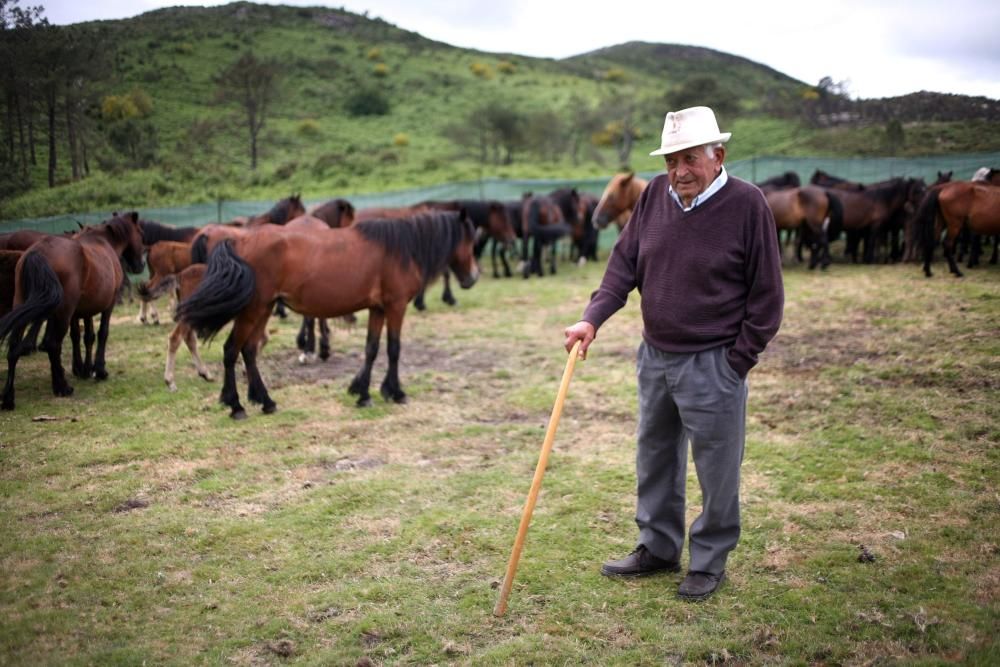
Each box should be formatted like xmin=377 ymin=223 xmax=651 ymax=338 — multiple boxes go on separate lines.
xmin=1 ymin=248 xmax=998 ymax=665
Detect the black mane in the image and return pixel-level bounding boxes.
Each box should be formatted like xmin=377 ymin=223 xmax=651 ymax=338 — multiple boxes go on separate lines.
xmin=138 ymin=219 xmax=199 ymax=245
xmin=355 ymin=211 xmax=472 ymax=286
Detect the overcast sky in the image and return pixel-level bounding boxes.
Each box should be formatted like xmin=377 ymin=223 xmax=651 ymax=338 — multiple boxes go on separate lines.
xmin=38 ymin=0 xmax=1000 ymax=100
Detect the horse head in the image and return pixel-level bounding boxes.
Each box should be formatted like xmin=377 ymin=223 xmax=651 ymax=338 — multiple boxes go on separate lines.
xmin=100 ymin=211 xmax=146 ymax=274
xmin=594 ymin=172 xmax=635 ymax=229
xmin=450 ymin=209 xmax=480 ymax=290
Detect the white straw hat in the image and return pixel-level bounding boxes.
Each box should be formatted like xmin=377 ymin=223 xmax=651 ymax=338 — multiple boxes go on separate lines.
xmin=649 ymin=106 xmax=731 ymax=156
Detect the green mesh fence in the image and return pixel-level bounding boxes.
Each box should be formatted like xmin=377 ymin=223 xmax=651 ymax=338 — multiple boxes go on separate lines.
xmin=3 ymin=152 xmax=999 ymax=235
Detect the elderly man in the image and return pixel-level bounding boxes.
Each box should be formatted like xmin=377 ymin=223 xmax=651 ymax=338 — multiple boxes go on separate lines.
xmin=564 ymin=106 xmax=784 ymax=600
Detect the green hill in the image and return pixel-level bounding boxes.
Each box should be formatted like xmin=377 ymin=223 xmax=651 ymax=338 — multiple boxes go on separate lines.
xmin=1 ymin=1 xmax=998 ymax=221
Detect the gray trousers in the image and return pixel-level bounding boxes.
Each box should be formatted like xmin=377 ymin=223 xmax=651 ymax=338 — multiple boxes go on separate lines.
xmin=635 ymin=340 xmax=748 ymax=575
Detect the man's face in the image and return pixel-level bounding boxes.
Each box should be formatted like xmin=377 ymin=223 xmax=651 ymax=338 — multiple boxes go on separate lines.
xmin=664 ymin=145 xmax=725 ymax=204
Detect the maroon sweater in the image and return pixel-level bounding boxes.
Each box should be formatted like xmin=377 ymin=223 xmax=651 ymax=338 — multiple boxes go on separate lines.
xmin=582 ymin=173 xmax=784 ymax=378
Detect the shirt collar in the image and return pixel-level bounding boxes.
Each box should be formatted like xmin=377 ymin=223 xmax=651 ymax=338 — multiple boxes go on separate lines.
xmin=668 ymin=165 xmax=728 ymax=212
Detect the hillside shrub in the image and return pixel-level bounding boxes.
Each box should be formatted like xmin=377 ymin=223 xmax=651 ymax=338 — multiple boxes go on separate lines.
xmin=498 ymin=60 xmax=516 ymax=75
xmin=373 ymin=63 xmax=389 ymax=77
xmin=368 ymin=47 xmax=382 ymax=61
xmin=604 ymin=67 xmax=627 ymax=83
xmin=297 ymin=119 xmax=322 ymax=137
xmin=274 ymin=161 xmax=299 ymax=180
xmin=392 ymin=133 xmax=409 ymax=147
xmin=470 ymin=62 xmax=492 ymax=79
xmin=345 ymin=88 xmax=390 ymax=116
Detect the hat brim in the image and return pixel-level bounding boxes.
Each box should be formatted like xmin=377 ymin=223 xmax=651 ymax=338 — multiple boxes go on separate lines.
xmin=649 ymin=132 xmax=731 ymax=157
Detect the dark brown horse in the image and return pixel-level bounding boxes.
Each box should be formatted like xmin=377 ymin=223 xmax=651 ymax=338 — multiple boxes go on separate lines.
xmin=419 ymin=199 xmax=517 ymax=280
xmin=520 ymin=191 xmax=573 ymax=278
xmin=756 ymin=171 xmax=801 ymax=194
xmin=176 ymin=211 xmax=479 ymax=418
xmin=821 ymin=178 xmax=922 ymax=263
xmin=0 ymin=213 xmax=145 ymax=410
xmin=309 ymin=198 xmax=356 ymax=228
xmin=593 ymin=172 xmax=648 ymax=230
xmin=918 ymin=181 xmax=1000 ymax=277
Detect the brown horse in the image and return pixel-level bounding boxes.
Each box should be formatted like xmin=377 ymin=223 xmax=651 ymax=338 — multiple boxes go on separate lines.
xmin=243 ymin=194 xmax=306 ymax=227
xmin=0 ymin=213 xmax=145 ymax=410
xmin=176 ymin=210 xmax=480 ymax=418
xmin=821 ymin=178 xmax=922 ymax=263
xmin=593 ymin=172 xmax=648 ymax=231
xmin=137 ymin=240 xmax=194 ymax=325
xmin=765 ymin=186 xmax=843 ymax=269
xmin=918 ymin=181 xmax=1000 ymax=277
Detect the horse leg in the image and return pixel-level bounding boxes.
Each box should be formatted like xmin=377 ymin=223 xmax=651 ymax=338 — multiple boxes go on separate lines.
xmin=379 ymin=304 xmax=407 ymax=404
xmin=991 ymin=235 xmax=999 ymax=265
xmin=165 ymin=323 xmax=184 ymax=391
xmin=318 ymin=318 xmax=331 ymax=361
xmin=348 ymin=307 xmax=384 ymax=407
xmin=136 ymin=298 xmax=147 ymax=325
xmin=1 ymin=324 xmax=26 ymax=410
xmin=490 ymin=239 xmax=500 ymax=279
xmin=23 ymin=319 xmax=44 ymax=355
xmin=44 ymin=316 xmax=73 ymax=397
xmin=943 ymin=230 xmax=964 ymax=278
xmin=70 ymin=317 xmax=86 ymax=378
xmin=296 ymin=316 xmax=315 ymax=364
xmin=968 ymin=234 xmax=981 ymax=269
xmin=242 ymin=315 xmax=276 ymax=414
xmin=82 ymin=317 xmax=95 ymax=378
xmin=441 ymin=271 xmax=456 ymax=306
xmin=187 ymin=328 xmax=213 ymax=382
xmin=91 ymin=311 xmax=111 ymax=380
xmin=219 ymin=329 xmax=247 ymax=419
xmin=500 ymin=242 xmax=512 ymax=278
xmin=548 ymin=241 xmax=558 ymax=275
xmin=413 ymin=289 xmax=427 ymax=311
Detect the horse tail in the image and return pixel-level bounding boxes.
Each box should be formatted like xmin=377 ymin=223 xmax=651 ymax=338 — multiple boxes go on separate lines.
xmin=0 ymin=252 xmax=63 ymax=353
xmin=916 ymin=188 xmax=942 ymax=273
xmin=190 ymin=234 xmax=210 ymax=264
xmin=175 ymin=240 xmax=256 ymax=341
xmin=825 ymin=190 xmax=844 ymax=238
xmin=137 ymin=273 xmax=179 ymax=302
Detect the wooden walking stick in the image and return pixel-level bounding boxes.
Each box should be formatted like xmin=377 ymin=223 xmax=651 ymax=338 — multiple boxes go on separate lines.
xmin=494 ymin=340 xmax=582 ymax=617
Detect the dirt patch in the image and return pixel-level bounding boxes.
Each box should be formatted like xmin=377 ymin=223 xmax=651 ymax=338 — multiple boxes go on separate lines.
xmin=258 ymin=337 xmax=510 ymax=390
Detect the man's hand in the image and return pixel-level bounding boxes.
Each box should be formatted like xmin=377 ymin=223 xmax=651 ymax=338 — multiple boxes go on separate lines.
xmin=564 ymin=321 xmax=595 ymax=359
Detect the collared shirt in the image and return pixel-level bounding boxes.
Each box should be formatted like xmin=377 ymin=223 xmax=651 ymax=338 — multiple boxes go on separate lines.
xmin=668 ymin=165 xmax=729 ymax=212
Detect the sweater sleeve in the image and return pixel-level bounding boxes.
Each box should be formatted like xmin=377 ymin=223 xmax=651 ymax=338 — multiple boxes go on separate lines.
xmin=581 ymin=181 xmax=651 ymax=330
xmin=727 ymin=189 xmax=784 ymax=377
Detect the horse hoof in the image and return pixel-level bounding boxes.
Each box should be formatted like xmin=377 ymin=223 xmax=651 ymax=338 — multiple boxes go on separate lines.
xmin=94 ymin=369 xmax=108 ymax=381
xmin=1 ymin=398 xmax=12 ymax=411
xmin=262 ymin=403 xmax=277 ymax=414
xmin=199 ymin=372 xmax=214 ymax=382
xmin=167 ymin=381 xmax=178 ymax=392
xmin=55 ymin=385 xmax=74 ymax=397
xmin=356 ymin=396 xmax=372 ymax=408
xmin=298 ymin=353 xmax=309 ymax=365
xmin=231 ymin=409 xmax=248 ymax=420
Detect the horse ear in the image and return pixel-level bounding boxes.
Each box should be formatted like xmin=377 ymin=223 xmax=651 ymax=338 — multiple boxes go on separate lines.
xmin=129 ymin=211 xmax=139 ymax=224
xmin=623 ymin=172 xmax=634 ymax=183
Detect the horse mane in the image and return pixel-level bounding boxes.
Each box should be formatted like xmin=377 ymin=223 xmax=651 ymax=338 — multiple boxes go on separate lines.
xmin=87 ymin=212 xmax=136 ymax=245
xmin=355 ymin=211 xmax=472 ymax=286
xmin=138 ymin=219 xmax=199 ymax=245
xmin=267 ymin=194 xmax=302 ymax=225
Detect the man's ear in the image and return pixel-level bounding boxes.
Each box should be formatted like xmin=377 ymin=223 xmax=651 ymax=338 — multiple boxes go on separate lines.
xmin=714 ymin=145 xmax=726 ymax=167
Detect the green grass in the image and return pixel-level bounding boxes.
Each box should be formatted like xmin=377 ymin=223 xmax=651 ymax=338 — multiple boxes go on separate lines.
xmin=1 ymin=248 xmax=998 ymax=664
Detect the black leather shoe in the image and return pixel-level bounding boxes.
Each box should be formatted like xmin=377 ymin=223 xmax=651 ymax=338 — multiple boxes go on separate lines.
xmin=601 ymin=545 xmax=680 ymax=578
xmin=677 ymin=571 xmax=725 ymax=600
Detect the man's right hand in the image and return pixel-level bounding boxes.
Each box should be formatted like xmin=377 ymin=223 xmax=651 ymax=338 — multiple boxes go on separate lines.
xmin=564 ymin=321 xmax=596 ymax=359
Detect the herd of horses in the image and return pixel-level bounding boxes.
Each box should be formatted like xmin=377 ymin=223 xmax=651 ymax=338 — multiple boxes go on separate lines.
xmin=1 ymin=166 xmax=997 ymax=418
xmin=594 ymin=167 xmax=1000 ymax=276
xmin=0 ymin=188 xmax=602 ymax=418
